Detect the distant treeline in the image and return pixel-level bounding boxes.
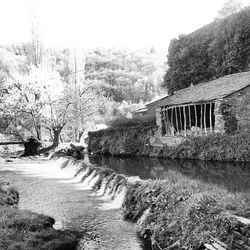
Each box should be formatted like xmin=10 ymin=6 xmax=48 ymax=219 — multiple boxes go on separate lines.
xmin=163 ymin=7 xmax=250 ymax=94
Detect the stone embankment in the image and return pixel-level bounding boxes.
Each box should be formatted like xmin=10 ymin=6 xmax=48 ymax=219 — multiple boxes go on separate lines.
xmin=52 ymin=156 xmax=250 ymax=250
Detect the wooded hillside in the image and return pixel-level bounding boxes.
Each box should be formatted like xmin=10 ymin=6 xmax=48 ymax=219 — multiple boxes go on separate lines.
xmin=163 ymin=7 xmax=250 ymax=94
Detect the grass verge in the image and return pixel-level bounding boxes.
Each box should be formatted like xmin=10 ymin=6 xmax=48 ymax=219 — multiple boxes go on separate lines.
xmin=123 ymin=175 xmax=250 ymax=249
xmin=0 ymin=180 xmax=80 ymax=250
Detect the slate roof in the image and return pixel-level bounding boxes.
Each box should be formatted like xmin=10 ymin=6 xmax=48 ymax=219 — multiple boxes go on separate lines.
xmin=161 ymin=71 xmax=250 ymax=107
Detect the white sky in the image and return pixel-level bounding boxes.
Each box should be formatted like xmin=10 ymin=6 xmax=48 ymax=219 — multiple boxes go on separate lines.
xmin=1 ymin=0 xmax=250 ymax=52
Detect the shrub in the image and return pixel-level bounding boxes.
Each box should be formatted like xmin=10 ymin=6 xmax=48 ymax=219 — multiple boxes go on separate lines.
xmin=109 ymin=115 xmax=156 ymax=128
xmin=123 ymin=176 xmax=250 ymax=249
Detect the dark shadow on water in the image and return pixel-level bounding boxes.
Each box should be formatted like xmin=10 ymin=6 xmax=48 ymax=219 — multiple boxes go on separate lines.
xmin=88 ymin=155 xmax=250 ymax=192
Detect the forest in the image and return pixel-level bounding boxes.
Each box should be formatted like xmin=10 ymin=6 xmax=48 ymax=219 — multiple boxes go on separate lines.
xmin=0 ymin=42 xmax=165 ymax=146
xmin=163 ymin=5 xmax=250 ymax=94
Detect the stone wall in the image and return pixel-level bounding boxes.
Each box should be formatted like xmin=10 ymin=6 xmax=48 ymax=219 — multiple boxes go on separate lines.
xmin=156 ymin=108 xmax=162 ymax=136
xmin=214 ymin=99 xmax=225 ymax=133
xmin=222 ymin=85 xmax=250 ymax=133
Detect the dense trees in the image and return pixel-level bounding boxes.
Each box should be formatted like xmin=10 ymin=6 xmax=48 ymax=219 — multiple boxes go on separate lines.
xmin=85 ymin=48 xmax=164 ymax=103
xmin=163 ymin=6 xmax=250 ymax=94
xmin=0 ymin=44 xmax=164 ymax=145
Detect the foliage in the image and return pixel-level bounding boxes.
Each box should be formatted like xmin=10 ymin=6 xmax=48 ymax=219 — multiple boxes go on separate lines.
xmin=109 ymin=115 xmax=156 ymax=128
xmin=88 ymin=116 xmax=156 ymax=156
xmin=89 ymin=123 xmax=250 ymax=162
xmin=0 ymin=43 xmax=165 ymax=146
xmin=163 ymin=7 xmax=250 ymax=94
xmin=123 ymin=176 xmax=250 ymax=249
xmin=158 ymin=131 xmax=250 ymax=162
xmin=218 ymin=0 xmax=243 ymax=18
xmin=0 ymin=181 xmax=80 ymax=250
xmin=85 ymin=48 xmax=165 ymax=103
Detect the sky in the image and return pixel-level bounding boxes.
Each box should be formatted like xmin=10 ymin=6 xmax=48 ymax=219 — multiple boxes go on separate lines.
xmin=1 ymin=0 xmax=250 ymax=53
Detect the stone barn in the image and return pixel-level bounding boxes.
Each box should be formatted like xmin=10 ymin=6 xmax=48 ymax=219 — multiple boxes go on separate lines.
xmin=156 ymin=72 xmax=250 ymax=137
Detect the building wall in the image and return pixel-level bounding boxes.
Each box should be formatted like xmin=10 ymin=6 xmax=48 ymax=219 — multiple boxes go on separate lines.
xmin=222 ymin=85 xmax=250 ymax=133
xmin=214 ymin=99 xmax=225 ymax=133
xmin=146 ymin=97 xmax=169 ymax=117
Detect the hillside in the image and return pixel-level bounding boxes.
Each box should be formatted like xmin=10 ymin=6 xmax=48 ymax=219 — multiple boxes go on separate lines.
xmin=163 ymin=7 xmax=250 ymax=94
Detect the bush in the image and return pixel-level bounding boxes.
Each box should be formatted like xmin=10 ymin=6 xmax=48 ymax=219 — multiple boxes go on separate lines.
xmin=123 ymin=176 xmax=250 ymax=249
xmin=0 ymin=182 xmax=80 ymax=250
xmin=158 ymin=131 xmax=250 ymax=162
xmin=88 ymin=120 xmax=156 ymax=156
xmin=109 ymin=115 xmax=156 ymax=128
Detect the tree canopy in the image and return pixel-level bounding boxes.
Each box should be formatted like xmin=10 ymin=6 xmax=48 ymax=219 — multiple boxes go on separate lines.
xmin=163 ymin=6 xmax=250 ymax=94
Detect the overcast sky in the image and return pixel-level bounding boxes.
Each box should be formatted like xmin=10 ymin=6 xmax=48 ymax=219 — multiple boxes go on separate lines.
xmin=1 ymin=0 xmax=250 ymax=52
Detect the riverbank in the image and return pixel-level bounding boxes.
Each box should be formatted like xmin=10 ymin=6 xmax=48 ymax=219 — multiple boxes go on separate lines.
xmin=0 ymin=178 xmax=80 ymax=250
xmin=123 ymin=175 xmax=250 ymax=250
xmin=88 ymin=124 xmax=250 ymax=162
xmin=48 ymin=156 xmax=250 ymax=250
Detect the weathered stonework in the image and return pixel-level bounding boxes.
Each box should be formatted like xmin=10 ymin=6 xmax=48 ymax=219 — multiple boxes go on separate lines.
xmin=214 ymin=99 xmax=225 ymax=133
xmin=156 ymin=108 xmax=162 ymax=136
xmin=222 ymin=85 xmax=250 ymax=132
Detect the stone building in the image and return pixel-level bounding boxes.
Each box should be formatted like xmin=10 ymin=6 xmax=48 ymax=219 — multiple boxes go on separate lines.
xmin=156 ymin=72 xmax=250 ymax=137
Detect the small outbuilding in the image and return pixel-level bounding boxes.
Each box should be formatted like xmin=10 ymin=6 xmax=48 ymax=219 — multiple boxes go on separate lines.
xmin=156 ymin=72 xmax=250 ymax=137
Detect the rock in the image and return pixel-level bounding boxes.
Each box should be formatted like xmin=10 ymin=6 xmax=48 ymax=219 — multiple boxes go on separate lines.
xmin=22 ymin=137 xmax=42 ymax=156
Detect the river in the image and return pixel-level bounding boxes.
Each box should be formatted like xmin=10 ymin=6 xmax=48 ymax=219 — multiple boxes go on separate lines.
xmin=1 ymin=155 xmax=250 ymax=250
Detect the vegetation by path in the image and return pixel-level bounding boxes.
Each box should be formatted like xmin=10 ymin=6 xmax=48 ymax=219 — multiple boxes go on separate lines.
xmin=0 ymin=179 xmax=81 ymax=250
xmin=88 ymin=116 xmax=250 ymax=162
xmin=123 ymin=175 xmax=250 ymax=250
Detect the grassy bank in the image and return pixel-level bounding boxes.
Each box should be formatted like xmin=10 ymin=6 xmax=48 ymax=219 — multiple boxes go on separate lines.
xmin=88 ymin=119 xmax=250 ymax=162
xmin=88 ymin=116 xmax=156 ymax=156
xmin=123 ymin=175 xmax=250 ymax=249
xmin=156 ymin=131 xmax=250 ymax=161
xmin=0 ymin=180 xmax=80 ymax=250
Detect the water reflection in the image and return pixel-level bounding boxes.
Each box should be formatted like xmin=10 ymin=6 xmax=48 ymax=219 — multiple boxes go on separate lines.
xmin=88 ymin=155 xmax=250 ymax=192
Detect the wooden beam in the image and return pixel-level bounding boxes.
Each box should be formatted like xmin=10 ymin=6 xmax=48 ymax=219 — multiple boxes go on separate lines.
xmin=204 ymin=103 xmax=207 ymax=135
xmin=175 ymin=106 xmax=179 ymax=135
xmin=183 ymin=106 xmax=187 ymax=136
xmin=188 ymin=105 xmax=191 ymax=130
xmin=200 ymin=104 xmax=203 ymax=135
xmin=0 ymin=142 xmax=25 ymax=145
xmin=210 ymin=102 xmax=213 ymax=133
xmin=170 ymin=108 xmax=174 ymax=135
xmin=194 ymin=104 xmax=198 ymax=135
xmin=178 ymin=106 xmax=183 ymax=133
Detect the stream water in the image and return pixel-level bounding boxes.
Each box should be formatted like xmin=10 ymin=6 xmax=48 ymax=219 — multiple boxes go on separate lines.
xmin=1 ymin=155 xmax=250 ymax=250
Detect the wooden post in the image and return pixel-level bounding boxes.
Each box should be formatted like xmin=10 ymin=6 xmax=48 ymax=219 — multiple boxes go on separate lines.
xmin=204 ymin=103 xmax=207 ymax=135
xmin=171 ymin=108 xmax=174 ymax=135
xmin=166 ymin=109 xmax=170 ymax=135
xmin=178 ymin=106 xmax=183 ymax=134
xmin=200 ymin=104 xmax=203 ymax=135
xmin=188 ymin=105 xmax=191 ymax=130
xmin=183 ymin=106 xmax=187 ymax=136
xmin=175 ymin=106 xmax=179 ymax=135
xmin=210 ymin=102 xmax=213 ymax=133
xmin=194 ymin=104 xmax=198 ymax=135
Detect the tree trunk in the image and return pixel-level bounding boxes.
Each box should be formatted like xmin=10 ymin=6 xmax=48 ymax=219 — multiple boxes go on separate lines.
xmin=36 ymin=124 xmax=42 ymax=141
xmin=77 ymin=131 xmax=84 ymax=143
xmin=52 ymin=127 xmax=63 ymax=147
